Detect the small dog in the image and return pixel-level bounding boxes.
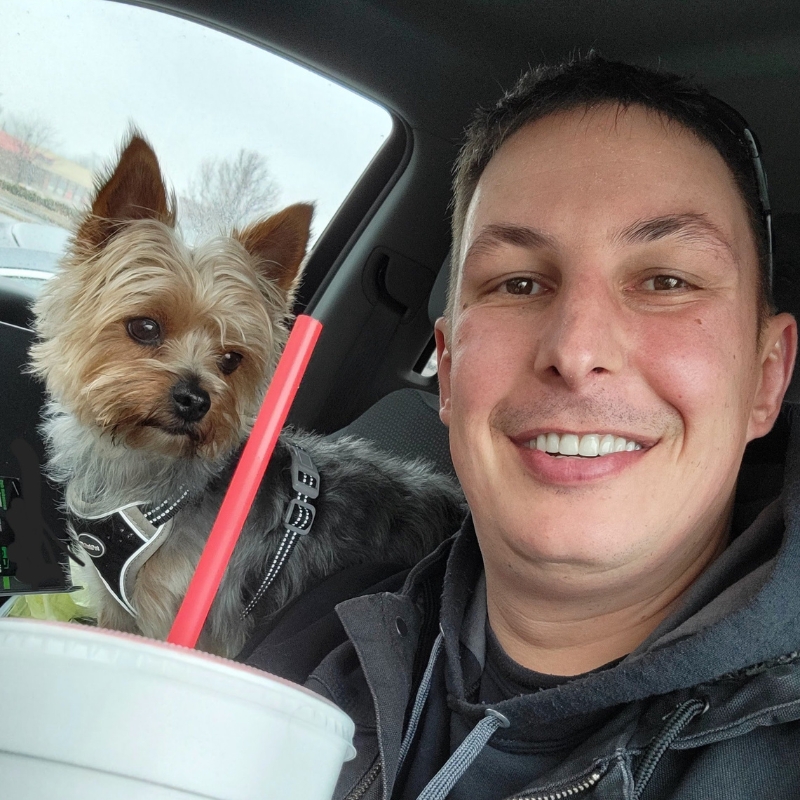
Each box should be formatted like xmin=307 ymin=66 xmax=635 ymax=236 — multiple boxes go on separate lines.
xmin=30 ymin=133 xmax=464 ymax=658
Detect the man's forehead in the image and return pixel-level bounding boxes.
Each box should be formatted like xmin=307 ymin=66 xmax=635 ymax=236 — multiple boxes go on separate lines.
xmin=492 ymin=102 xmax=702 ymax=154
xmin=476 ymin=104 xmax=723 ymax=189
xmin=459 ymin=103 xmax=750 ymax=265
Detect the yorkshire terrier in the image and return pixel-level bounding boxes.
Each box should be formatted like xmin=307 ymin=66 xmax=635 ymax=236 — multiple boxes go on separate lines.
xmin=30 ymin=133 xmax=464 ymax=658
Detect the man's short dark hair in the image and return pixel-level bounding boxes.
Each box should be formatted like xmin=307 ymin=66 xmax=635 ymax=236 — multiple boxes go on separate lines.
xmin=449 ymin=53 xmax=773 ymax=323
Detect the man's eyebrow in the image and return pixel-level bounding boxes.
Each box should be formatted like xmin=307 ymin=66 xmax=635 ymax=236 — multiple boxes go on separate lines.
xmin=465 ymin=223 xmax=558 ymax=260
xmin=615 ymin=213 xmax=735 ymax=259
xmin=464 ymin=215 xmax=735 ymax=264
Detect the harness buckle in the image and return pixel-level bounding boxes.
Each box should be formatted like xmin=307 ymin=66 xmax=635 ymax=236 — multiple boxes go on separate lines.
xmin=288 ymin=444 xmax=320 ymax=499
xmin=283 ymin=496 xmax=316 ymax=535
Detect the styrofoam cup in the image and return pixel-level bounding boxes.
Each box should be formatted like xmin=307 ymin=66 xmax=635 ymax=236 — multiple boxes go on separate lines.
xmin=0 ymin=618 xmax=356 ymax=799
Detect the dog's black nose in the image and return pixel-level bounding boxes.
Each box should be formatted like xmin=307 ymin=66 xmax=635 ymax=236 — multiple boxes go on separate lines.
xmin=171 ymin=380 xmax=211 ymax=422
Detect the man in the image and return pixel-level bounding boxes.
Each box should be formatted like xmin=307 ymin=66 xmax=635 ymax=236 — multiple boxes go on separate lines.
xmin=243 ymin=55 xmax=800 ymax=799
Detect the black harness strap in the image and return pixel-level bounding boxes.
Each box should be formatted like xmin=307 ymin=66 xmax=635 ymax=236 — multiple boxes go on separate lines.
xmin=241 ymin=444 xmax=319 ymax=619
xmin=70 ymin=445 xmax=319 ymax=621
xmin=70 ymin=488 xmax=190 ymax=616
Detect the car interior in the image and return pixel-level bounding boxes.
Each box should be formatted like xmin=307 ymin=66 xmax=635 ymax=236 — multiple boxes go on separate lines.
xmin=2 ymin=0 xmax=800 ymax=523
xmin=166 ymin=2 xmax=800 ymax=445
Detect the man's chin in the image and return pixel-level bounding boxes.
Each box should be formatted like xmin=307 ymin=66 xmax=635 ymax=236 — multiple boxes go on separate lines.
xmin=477 ymin=508 xmax=654 ymax=581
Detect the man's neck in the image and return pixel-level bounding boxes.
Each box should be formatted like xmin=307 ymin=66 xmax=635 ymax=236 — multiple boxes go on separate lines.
xmin=483 ymin=522 xmax=729 ymax=677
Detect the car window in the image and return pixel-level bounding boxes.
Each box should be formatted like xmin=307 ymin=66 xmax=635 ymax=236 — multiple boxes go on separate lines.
xmin=0 ymin=0 xmax=391 ymax=287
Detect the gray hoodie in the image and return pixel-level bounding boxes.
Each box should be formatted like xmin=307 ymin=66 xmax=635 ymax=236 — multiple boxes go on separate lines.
xmin=245 ymin=407 xmax=800 ymax=799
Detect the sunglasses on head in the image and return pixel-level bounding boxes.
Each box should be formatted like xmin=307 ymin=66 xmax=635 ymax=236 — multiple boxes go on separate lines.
xmin=705 ymin=96 xmax=773 ymax=289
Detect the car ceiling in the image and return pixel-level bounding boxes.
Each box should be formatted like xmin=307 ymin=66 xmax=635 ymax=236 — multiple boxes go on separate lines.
xmin=154 ymin=0 xmax=800 ymax=211
xmin=131 ymin=1 xmax=800 ymax=432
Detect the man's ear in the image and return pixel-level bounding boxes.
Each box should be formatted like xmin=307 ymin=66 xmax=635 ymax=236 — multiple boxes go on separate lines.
xmin=434 ymin=316 xmax=452 ymax=427
xmin=76 ymin=132 xmax=174 ymax=253
xmin=747 ymin=312 xmax=798 ymax=441
xmin=235 ymin=203 xmax=314 ymax=298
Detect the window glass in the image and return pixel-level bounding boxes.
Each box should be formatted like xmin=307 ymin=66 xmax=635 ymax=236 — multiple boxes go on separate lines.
xmin=0 ymin=0 xmax=392 ymax=285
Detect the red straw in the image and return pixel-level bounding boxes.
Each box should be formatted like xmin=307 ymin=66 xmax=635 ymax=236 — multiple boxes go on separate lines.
xmin=167 ymin=314 xmax=323 ymax=648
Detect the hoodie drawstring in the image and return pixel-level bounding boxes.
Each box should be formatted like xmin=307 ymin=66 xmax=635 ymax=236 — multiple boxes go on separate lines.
xmin=398 ymin=629 xmax=705 ymax=800
xmin=632 ymin=697 xmax=708 ymax=800
xmin=416 ymin=708 xmax=510 ymax=800
xmin=396 ymin=630 xmax=511 ymax=800
xmin=398 ymin=632 xmax=445 ymax=771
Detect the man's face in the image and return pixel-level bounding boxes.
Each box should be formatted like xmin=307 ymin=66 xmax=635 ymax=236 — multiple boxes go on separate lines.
xmin=437 ymin=104 xmax=795 ymax=593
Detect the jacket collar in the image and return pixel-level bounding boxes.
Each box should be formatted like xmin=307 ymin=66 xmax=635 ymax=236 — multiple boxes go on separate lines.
xmin=425 ymin=410 xmax=800 ymax=729
xmin=330 ymin=527 xmax=459 ymax=800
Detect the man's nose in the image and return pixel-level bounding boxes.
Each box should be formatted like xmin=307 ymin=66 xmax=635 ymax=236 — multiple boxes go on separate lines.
xmin=533 ymin=280 xmax=625 ymax=388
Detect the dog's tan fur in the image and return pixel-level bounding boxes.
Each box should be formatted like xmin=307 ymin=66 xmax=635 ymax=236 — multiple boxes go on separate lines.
xmin=31 ymin=133 xmax=311 ymax=465
xmin=30 ymin=132 xmax=465 ymax=657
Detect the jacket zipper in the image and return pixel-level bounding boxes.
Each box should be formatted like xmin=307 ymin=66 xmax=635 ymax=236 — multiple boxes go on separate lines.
xmin=343 ymin=758 xmax=602 ymax=800
xmin=344 ymin=760 xmax=382 ymax=800
xmin=505 ymin=768 xmax=604 ymax=800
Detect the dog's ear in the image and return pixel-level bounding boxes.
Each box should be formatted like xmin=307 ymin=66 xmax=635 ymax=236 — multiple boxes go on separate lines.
xmin=235 ymin=203 xmax=314 ymax=294
xmin=76 ymin=133 xmax=175 ymax=252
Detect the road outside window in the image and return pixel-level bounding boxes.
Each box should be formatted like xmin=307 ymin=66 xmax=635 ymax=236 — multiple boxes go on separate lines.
xmin=0 ymin=0 xmax=391 ymax=288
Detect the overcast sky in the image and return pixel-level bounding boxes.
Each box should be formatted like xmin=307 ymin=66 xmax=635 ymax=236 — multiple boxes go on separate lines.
xmin=0 ymin=0 xmax=392 ymax=236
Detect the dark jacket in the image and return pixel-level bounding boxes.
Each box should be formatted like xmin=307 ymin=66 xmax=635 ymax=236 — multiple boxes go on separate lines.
xmin=241 ymin=408 xmax=800 ymax=800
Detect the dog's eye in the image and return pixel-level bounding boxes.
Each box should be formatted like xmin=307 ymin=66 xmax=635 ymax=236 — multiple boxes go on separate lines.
xmin=126 ymin=318 xmax=161 ymax=345
xmin=219 ymin=351 xmax=243 ymax=375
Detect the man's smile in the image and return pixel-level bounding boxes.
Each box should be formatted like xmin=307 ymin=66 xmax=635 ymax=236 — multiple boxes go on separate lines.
xmin=522 ymin=431 xmax=646 ymax=457
xmin=505 ymin=421 xmax=660 ymax=487
xmin=513 ymin=434 xmax=651 ymax=484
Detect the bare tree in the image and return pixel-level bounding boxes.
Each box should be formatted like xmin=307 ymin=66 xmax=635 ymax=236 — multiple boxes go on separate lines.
xmin=179 ymin=149 xmax=279 ymax=239
xmin=4 ymin=113 xmax=57 ymax=186
xmin=70 ymin=151 xmax=105 ymax=172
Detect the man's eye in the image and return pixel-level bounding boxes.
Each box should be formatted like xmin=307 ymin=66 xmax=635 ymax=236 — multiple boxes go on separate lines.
xmin=644 ymin=275 xmax=690 ymax=291
xmin=501 ymin=277 xmax=541 ymax=295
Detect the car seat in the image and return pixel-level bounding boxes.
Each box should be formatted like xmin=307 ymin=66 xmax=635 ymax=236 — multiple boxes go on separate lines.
xmin=0 ymin=278 xmax=37 ymax=330
xmin=326 ymin=255 xmax=454 ymax=477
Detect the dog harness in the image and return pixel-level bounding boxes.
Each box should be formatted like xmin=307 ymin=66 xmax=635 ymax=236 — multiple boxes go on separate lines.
xmin=240 ymin=444 xmax=319 ymax=619
xmin=69 ymin=490 xmax=191 ymax=616
xmin=70 ymin=444 xmax=319 ymax=619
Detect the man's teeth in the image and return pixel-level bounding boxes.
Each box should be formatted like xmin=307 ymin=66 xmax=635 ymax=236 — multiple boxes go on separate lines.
xmin=527 ymin=433 xmax=643 ymax=457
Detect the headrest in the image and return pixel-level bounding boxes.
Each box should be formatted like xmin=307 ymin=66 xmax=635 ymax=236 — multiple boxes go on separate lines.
xmin=428 ymin=251 xmax=451 ymax=326
xmin=773 ymin=213 xmax=800 ymax=403
xmin=0 ymin=277 xmax=37 ymax=330
xmin=773 ymin=213 xmax=800 ymax=314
